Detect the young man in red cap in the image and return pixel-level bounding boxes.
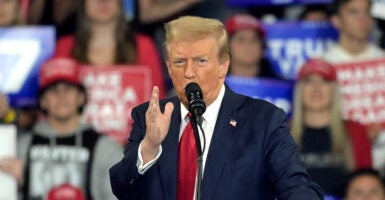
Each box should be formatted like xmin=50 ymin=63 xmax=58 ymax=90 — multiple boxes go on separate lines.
xmin=0 ymin=57 xmax=122 ymax=200
xmin=291 ymin=58 xmax=372 ymax=197
xmin=225 ymin=13 xmax=280 ymax=79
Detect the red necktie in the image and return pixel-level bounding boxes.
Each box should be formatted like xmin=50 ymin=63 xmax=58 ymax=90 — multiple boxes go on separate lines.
xmin=177 ymin=118 xmax=197 ymax=200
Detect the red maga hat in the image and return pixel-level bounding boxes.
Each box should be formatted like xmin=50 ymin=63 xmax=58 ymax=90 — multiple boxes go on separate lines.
xmin=47 ymin=183 xmax=85 ymax=200
xmin=225 ymin=14 xmax=265 ymax=38
xmin=297 ymin=58 xmax=337 ymax=81
xmin=39 ymin=57 xmax=81 ymax=90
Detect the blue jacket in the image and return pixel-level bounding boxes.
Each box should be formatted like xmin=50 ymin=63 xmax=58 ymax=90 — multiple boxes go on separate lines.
xmin=109 ymin=87 xmax=323 ymax=199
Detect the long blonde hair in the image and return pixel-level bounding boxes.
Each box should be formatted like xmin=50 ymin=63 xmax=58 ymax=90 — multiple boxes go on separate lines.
xmin=291 ymin=81 xmax=354 ymax=169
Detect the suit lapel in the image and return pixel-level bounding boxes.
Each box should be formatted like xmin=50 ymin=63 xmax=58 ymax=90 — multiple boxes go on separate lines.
xmin=158 ymin=97 xmax=181 ymax=200
xmin=201 ymin=88 xmax=246 ymax=200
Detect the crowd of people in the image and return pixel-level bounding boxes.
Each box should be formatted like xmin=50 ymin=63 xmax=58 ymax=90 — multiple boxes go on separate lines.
xmin=1 ymin=0 xmax=385 ymax=199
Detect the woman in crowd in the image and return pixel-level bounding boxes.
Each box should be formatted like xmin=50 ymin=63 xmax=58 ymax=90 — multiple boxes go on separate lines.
xmin=55 ymin=0 xmax=166 ymax=97
xmin=0 ymin=0 xmax=23 ymax=26
xmin=225 ymin=13 xmax=280 ymax=79
xmin=291 ymin=58 xmax=372 ymax=197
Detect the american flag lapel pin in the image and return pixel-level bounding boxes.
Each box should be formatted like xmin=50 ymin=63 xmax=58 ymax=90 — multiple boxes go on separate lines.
xmin=229 ymin=119 xmax=237 ymax=127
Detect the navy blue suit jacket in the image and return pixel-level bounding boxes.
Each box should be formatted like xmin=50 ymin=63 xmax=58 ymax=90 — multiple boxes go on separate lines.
xmin=109 ymin=87 xmax=323 ymax=199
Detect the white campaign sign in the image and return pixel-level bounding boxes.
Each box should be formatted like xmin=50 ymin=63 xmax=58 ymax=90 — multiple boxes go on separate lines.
xmin=0 ymin=125 xmax=17 ymax=200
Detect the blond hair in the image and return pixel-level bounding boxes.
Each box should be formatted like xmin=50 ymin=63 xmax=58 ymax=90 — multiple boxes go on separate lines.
xmin=164 ymin=16 xmax=230 ymax=63
xmin=291 ymin=81 xmax=354 ymax=169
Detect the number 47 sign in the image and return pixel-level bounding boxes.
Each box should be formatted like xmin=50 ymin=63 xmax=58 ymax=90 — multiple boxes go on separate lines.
xmin=0 ymin=27 xmax=55 ymax=107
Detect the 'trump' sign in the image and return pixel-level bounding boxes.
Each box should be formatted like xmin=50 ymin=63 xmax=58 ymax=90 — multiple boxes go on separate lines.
xmin=225 ymin=75 xmax=294 ymax=115
xmin=264 ymin=21 xmax=338 ymax=80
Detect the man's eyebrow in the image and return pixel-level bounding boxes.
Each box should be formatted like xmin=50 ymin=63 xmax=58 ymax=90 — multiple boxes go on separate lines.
xmin=192 ymin=55 xmax=209 ymax=59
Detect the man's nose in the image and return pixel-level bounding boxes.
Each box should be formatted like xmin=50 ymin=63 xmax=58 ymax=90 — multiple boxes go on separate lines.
xmin=184 ymin=61 xmax=195 ymax=79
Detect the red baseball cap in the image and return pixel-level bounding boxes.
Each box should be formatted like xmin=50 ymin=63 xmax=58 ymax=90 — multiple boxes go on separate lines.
xmin=297 ymin=58 xmax=337 ymax=81
xmin=46 ymin=183 xmax=85 ymax=200
xmin=39 ymin=57 xmax=81 ymax=90
xmin=225 ymin=14 xmax=265 ymax=38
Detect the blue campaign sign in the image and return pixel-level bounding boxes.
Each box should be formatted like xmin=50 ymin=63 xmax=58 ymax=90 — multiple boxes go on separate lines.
xmin=263 ymin=21 xmax=338 ymax=80
xmin=324 ymin=195 xmax=341 ymax=200
xmin=228 ymin=0 xmax=332 ymax=6
xmin=225 ymin=75 xmax=294 ymax=115
xmin=123 ymin=0 xmax=134 ymax=21
xmin=0 ymin=26 xmax=55 ymax=107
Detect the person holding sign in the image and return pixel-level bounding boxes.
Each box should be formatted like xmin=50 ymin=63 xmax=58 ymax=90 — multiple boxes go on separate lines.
xmin=109 ymin=15 xmax=323 ymax=200
xmin=225 ymin=13 xmax=280 ymax=79
xmin=54 ymin=0 xmax=167 ymax=97
xmin=291 ymin=59 xmax=372 ymax=197
xmin=323 ymin=0 xmax=385 ymax=180
xmin=0 ymin=57 xmax=122 ymax=200
xmin=324 ymin=0 xmax=385 ymax=63
xmin=0 ymin=0 xmax=38 ymax=133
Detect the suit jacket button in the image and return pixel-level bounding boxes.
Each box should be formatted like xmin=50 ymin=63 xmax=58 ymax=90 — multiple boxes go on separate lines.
xmin=129 ymin=178 xmax=135 ymax=184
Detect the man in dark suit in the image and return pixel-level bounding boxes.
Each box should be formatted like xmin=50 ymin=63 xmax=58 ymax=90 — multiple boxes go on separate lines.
xmin=109 ymin=16 xmax=323 ymax=200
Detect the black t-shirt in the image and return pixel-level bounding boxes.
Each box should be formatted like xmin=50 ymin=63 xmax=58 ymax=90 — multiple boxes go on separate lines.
xmin=23 ymin=129 xmax=100 ymax=200
xmin=300 ymin=126 xmax=348 ymax=197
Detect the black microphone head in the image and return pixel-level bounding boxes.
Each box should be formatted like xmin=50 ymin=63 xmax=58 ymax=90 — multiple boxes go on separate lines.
xmin=185 ymin=82 xmax=206 ymax=116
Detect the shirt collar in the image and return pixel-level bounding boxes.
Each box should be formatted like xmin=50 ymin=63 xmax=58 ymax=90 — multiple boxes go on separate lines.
xmin=180 ymin=84 xmax=225 ymax=123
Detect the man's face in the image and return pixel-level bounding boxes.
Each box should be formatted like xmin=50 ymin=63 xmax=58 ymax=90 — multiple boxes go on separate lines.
xmin=345 ymin=175 xmax=385 ymax=200
xmin=166 ymin=37 xmax=229 ymax=108
xmin=333 ymin=0 xmax=372 ymax=42
xmin=40 ymin=82 xmax=85 ymax=121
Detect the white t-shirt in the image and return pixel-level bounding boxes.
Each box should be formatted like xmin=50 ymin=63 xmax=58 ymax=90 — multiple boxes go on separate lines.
xmin=323 ymin=43 xmax=385 ymax=64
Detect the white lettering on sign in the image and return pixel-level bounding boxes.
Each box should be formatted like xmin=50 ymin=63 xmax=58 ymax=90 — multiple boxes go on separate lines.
xmin=0 ymin=39 xmax=40 ymax=92
xmin=80 ymin=67 xmax=151 ymax=143
xmin=336 ymin=60 xmax=385 ymax=124
xmin=267 ymin=38 xmax=335 ymax=79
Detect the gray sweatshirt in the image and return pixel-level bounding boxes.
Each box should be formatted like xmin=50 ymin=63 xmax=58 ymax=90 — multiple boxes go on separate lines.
xmin=18 ymin=120 xmax=122 ymax=200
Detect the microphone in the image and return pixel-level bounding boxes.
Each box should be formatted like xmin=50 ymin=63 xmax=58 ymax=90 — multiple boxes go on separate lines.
xmin=185 ymin=82 xmax=206 ymax=120
xmin=184 ymin=82 xmax=206 ymax=200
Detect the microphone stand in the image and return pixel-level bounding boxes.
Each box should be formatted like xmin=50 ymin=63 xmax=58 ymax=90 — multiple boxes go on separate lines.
xmin=189 ymin=114 xmax=204 ymax=200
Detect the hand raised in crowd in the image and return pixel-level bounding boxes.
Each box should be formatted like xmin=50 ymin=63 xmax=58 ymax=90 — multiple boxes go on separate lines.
xmin=0 ymin=93 xmax=10 ymax=119
xmin=367 ymin=123 xmax=383 ymax=142
xmin=0 ymin=157 xmax=23 ymax=187
xmin=141 ymin=86 xmax=174 ymax=164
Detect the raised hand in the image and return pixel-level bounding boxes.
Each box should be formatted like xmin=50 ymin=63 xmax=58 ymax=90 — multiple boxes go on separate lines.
xmin=141 ymin=86 xmax=174 ymax=164
xmin=0 ymin=157 xmax=23 ymax=187
xmin=0 ymin=93 xmax=10 ymax=119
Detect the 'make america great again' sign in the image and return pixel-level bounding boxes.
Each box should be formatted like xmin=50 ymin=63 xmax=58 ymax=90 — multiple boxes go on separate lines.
xmin=336 ymin=59 xmax=385 ymax=125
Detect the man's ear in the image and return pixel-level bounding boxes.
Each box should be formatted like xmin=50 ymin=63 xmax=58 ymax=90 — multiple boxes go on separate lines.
xmin=219 ymin=59 xmax=230 ymax=78
xmin=78 ymin=91 xmax=86 ymax=107
xmin=166 ymin=61 xmax=173 ymax=78
xmin=331 ymin=14 xmax=341 ymax=30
